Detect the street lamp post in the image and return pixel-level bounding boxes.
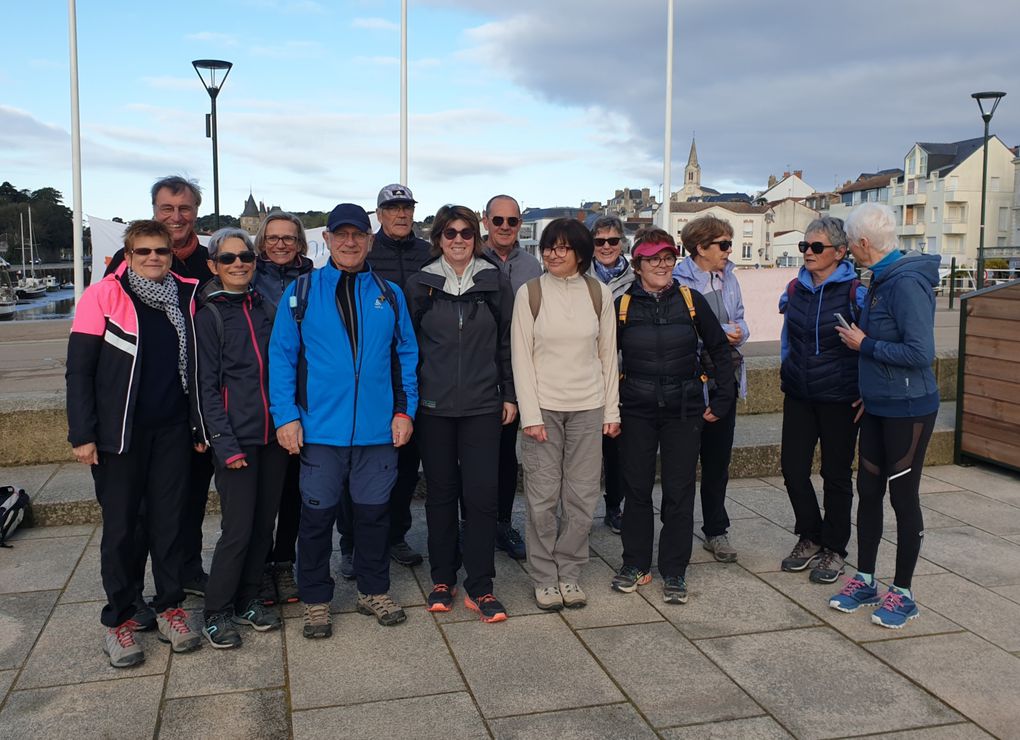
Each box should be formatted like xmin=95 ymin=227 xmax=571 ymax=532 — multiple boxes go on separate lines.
xmin=192 ymin=59 xmax=233 ymax=230
xmin=971 ymin=91 xmax=1005 ymax=290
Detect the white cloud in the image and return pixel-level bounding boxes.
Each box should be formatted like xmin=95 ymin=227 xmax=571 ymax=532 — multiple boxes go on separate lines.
xmin=352 ymin=17 xmax=399 ymax=32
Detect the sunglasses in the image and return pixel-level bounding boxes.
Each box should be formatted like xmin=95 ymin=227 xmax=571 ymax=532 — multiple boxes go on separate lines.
xmin=442 ymin=227 xmax=474 ymax=241
xmin=214 ymin=251 xmax=257 ymax=265
xmin=131 ymin=247 xmax=172 ymax=257
xmin=797 ymin=241 xmax=840 ymax=254
xmin=708 ymin=240 xmax=733 ymax=251
xmin=594 ymin=237 xmax=622 ymax=247
xmin=489 ymin=216 xmax=520 ymax=228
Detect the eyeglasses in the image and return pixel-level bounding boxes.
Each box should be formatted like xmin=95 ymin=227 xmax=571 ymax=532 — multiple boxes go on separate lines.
xmin=264 ymin=234 xmax=299 ymax=247
xmin=643 ymin=253 xmax=677 ymax=267
xmin=541 ymin=244 xmax=574 ymax=257
xmin=489 ymin=216 xmax=520 ymax=228
xmin=131 ymin=247 xmax=172 ymax=257
xmin=331 ymin=229 xmax=370 ymax=242
xmin=797 ymin=241 xmax=841 ymax=254
xmin=442 ymin=227 xmax=474 ymax=241
xmin=708 ymin=240 xmax=733 ymax=251
xmin=594 ymin=237 xmax=622 ymax=247
xmin=214 ymin=251 xmax=256 ymax=265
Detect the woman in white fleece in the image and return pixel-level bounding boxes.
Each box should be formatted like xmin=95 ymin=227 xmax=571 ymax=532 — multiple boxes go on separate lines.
xmin=511 ymin=218 xmax=620 ymax=611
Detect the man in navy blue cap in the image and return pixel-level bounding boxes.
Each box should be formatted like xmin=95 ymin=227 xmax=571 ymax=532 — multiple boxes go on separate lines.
xmin=269 ymin=203 xmax=419 ymax=637
xmin=366 ymin=184 xmax=432 ymax=569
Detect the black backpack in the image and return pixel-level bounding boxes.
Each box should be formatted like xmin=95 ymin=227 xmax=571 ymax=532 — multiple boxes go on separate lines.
xmin=0 ymin=486 xmax=30 ymax=548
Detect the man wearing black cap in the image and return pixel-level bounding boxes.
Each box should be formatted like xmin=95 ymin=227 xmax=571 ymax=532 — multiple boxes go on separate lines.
xmin=269 ymin=203 xmax=419 ymax=636
xmin=363 ymin=184 xmax=432 ymax=567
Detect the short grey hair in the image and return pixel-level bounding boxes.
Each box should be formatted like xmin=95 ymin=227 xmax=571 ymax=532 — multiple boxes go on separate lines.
xmin=845 ymin=203 xmax=898 ymax=254
xmin=150 ymin=175 xmax=202 ymax=207
xmin=589 ymin=215 xmax=629 ymax=249
xmin=804 ymin=216 xmax=848 ymax=249
xmin=207 ymin=227 xmax=254 ymax=258
xmin=254 ymin=212 xmax=308 ymax=257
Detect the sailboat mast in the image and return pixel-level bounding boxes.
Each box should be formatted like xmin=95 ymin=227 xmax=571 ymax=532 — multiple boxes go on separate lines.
xmin=20 ymin=211 xmax=26 ymax=275
xmin=28 ymin=205 xmax=36 ymax=278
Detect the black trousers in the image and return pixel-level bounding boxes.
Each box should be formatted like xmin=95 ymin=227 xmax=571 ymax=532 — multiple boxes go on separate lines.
xmin=497 ymin=416 xmax=520 ymax=522
xmin=856 ymin=411 xmax=936 ymax=590
xmin=417 ymin=412 xmax=501 ymax=597
xmin=180 ymin=448 xmax=214 ymax=581
xmin=388 ymin=432 xmax=420 ymax=545
xmin=205 ymin=442 xmax=289 ymax=616
xmin=620 ymin=413 xmax=703 ymax=576
xmin=267 ymin=455 xmax=302 ymax=564
xmin=602 ymin=434 xmax=623 ymax=512
xmin=780 ymin=396 xmax=859 ymax=556
xmin=93 ymin=423 xmax=190 ymax=627
xmin=699 ymin=382 xmax=737 ymax=537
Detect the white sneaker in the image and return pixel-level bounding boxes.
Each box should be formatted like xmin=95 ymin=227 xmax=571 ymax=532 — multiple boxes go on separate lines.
xmin=534 ymin=585 xmax=563 ymax=611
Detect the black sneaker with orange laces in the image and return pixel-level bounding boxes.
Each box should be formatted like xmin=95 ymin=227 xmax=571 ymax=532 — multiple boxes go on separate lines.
xmin=427 ymin=584 xmax=456 ymax=612
xmin=464 ymin=593 xmax=507 ymax=623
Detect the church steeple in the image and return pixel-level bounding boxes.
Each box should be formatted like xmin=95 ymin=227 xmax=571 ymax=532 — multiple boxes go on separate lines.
xmin=683 ymin=136 xmax=701 ymax=198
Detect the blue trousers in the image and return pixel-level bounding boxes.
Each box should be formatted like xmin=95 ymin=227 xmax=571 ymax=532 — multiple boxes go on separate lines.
xmin=298 ymin=444 xmax=397 ymax=602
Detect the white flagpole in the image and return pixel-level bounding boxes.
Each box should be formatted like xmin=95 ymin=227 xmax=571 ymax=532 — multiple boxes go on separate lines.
xmin=69 ymin=0 xmax=84 ymax=300
xmin=658 ymin=0 xmax=675 ymax=230
xmin=400 ymin=0 xmax=408 ymax=185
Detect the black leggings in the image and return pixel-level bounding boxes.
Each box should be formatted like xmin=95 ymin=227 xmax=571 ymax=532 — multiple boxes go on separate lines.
xmin=855 ymin=411 xmax=936 ymax=590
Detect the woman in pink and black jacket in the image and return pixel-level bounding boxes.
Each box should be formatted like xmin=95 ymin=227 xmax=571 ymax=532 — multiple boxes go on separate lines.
xmin=194 ymin=228 xmax=288 ymax=649
xmin=66 ymin=219 xmax=206 ymax=668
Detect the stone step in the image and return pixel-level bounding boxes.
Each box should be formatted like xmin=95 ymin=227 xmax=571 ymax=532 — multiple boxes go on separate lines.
xmin=4 ymin=403 xmax=958 ymax=527
xmin=0 ymin=355 xmax=958 ymax=467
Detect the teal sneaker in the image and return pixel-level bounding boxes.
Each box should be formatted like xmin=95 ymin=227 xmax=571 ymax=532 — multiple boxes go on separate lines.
xmin=233 ymin=599 xmax=282 ymax=632
xmin=828 ymin=574 xmax=880 ymax=613
xmin=872 ymin=589 xmax=919 ymax=629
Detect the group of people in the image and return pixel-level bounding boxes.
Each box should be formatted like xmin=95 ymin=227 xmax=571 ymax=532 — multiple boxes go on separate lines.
xmin=66 ymin=174 xmax=938 ymax=669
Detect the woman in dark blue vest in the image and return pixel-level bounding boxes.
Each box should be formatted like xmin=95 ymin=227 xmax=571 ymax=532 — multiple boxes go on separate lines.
xmin=778 ymin=217 xmax=866 ymax=584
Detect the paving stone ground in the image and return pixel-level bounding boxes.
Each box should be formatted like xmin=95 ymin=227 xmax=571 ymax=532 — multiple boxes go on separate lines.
xmin=1 ymin=463 xmax=1019 ymax=739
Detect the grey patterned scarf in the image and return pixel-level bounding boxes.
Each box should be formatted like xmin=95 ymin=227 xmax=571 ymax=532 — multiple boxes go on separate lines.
xmin=127 ymin=269 xmax=189 ymax=392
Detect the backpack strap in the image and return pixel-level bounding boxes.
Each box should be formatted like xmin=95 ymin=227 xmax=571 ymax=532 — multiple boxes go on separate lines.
xmin=526 ymin=277 xmax=542 ymax=320
xmin=289 ymin=272 xmax=313 ymax=326
xmin=848 ymin=277 xmax=862 ymax=324
xmin=370 ymin=271 xmax=403 ymax=345
xmin=678 ymin=284 xmax=709 ymax=384
xmin=617 ymin=293 xmax=632 ymax=325
xmin=582 ymin=274 xmax=603 ymax=317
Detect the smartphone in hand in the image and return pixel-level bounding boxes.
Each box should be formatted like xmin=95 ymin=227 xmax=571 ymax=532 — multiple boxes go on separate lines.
xmin=834 ymin=312 xmax=852 ymax=330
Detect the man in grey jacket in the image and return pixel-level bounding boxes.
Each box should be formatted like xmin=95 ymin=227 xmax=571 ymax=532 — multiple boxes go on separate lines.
xmin=481 ymin=194 xmax=542 ymax=559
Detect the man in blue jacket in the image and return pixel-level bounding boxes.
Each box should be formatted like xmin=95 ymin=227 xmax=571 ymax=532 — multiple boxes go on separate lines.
xmin=269 ymin=203 xmax=418 ymax=638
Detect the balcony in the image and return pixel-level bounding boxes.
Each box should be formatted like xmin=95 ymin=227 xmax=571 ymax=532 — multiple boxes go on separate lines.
xmin=943 ymin=221 xmax=968 ymax=235
xmin=897 ymin=223 xmax=926 ymax=236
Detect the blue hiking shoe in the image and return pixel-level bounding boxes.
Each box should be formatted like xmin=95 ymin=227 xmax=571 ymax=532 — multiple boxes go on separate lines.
xmin=872 ymin=589 xmax=919 ymax=629
xmin=828 ymin=574 xmax=880 ymax=613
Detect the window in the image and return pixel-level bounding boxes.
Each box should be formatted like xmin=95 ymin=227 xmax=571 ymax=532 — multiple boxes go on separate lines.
xmin=741 ymin=243 xmax=752 ymax=260
xmin=931 ymin=206 xmax=938 ymax=223
xmin=948 ymin=176 xmax=958 ymax=191
xmin=927 ymin=236 xmax=938 ymax=254
xmin=991 ymin=177 xmax=1001 ymax=192
xmin=999 ymin=207 xmax=1009 ymax=231
xmin=997 ymin=237 xmax=1007 ymax=247
xmin=742 ymin=221 xmax=753 ymax=237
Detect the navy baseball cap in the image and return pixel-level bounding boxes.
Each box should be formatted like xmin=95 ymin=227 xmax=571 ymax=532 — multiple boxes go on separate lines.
xmin=377 ymin=184 xmax=417 ymax=207
xmin=327 ymin=203 xmax=371 ymax=233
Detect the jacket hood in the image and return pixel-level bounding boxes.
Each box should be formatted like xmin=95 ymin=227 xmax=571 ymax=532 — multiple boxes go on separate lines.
xmin=200 ymin=277 xmax=256 ymax=303
xmin=796 ymin=259 xmax=858 ymax=291
xmin=673 ymin=255 xmax=736 ymax=289
xmin=872 ymin=251 xmax=941 ymax=288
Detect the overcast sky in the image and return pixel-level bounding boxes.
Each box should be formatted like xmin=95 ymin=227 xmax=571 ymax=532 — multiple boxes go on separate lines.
xmin=2 ymin=0 xmax=1019 ymax=223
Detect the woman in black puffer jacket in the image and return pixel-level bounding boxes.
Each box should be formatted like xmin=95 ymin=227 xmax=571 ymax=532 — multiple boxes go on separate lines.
xmin=611 ymin=228 xmax=733 ymax=606
xmin=196 ymin=228 xmax=288 ymax=649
